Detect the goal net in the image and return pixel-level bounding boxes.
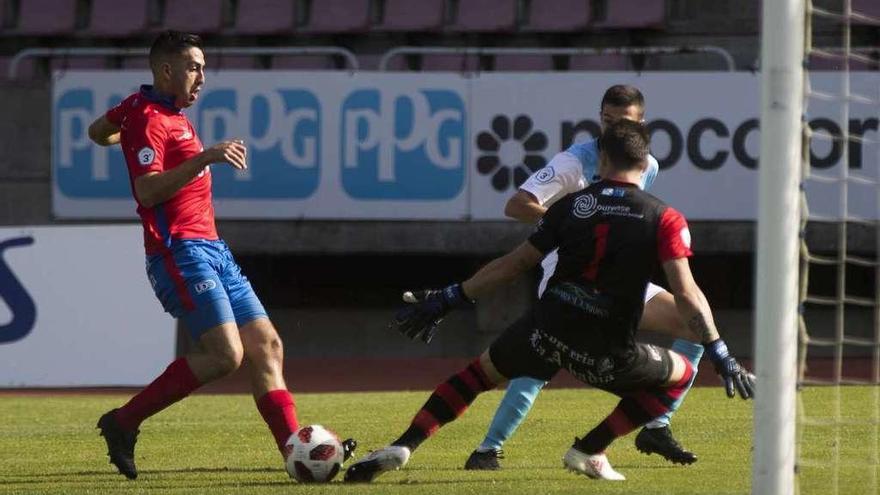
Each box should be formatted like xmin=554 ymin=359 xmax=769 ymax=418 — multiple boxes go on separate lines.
xmin=797 ymin=1 xmax=880 ymax=494
xmin=756 ymin=1 xmax=880 ymax=494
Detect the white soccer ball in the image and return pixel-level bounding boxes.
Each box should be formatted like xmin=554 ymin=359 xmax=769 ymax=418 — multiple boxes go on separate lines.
xmin=284 ymin=425 xmax=344 ymax=483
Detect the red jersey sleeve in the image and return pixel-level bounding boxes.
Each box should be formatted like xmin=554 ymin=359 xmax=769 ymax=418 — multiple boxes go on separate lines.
xmin=657 ymin=207 xmax=693 ymax=262
xmin=122 ymin=113 xmax=168 ymax=179
xmin=104 ymin=98 xmax=126 ymax=126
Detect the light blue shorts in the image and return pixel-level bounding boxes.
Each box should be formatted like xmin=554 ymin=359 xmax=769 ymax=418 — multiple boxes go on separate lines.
xmin=146 ymin=240 xmax=267 ymax=339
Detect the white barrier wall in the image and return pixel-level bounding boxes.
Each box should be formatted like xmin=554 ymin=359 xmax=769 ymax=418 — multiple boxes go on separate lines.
xmin=52 ymin=71 xmax=879 ymax=220
xmin=0 ymin=226 xmax=175 ymax=387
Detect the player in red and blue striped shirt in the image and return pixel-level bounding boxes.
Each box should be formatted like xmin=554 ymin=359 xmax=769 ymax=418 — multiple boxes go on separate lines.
xmin=88 ymin=30 xmax=354 ymax=479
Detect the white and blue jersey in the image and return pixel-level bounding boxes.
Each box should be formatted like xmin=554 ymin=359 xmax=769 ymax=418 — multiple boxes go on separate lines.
xmin=519 ymin=137 xmax=662 ymax=297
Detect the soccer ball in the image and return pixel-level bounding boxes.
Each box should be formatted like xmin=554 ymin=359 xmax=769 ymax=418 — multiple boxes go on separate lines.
xmin=284 ymin=425 xmax=344 ymax=483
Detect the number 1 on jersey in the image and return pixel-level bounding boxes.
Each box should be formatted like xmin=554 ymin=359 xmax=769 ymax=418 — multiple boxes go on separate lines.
xmin=583 ymin=223 xmax=609 ymax=281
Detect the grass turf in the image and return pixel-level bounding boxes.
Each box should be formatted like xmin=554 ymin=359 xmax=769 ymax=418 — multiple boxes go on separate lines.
xmin=0 ymin=386 xmax=875 ymax=494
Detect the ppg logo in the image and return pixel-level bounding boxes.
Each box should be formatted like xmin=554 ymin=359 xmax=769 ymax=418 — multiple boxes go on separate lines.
xmin=53 ymin=86 xmax=321 ymax=201
xmin=196 ymin=88 xmax=320 ymax=198
xmin=54 ymin=88 xmax=132 ymax=198
xmin=340 ymin=89 xmax=466 ymax=199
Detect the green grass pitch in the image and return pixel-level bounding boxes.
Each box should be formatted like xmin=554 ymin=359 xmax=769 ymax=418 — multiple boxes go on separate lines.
xmin=0 ymin=387 xmax=875 ymax=494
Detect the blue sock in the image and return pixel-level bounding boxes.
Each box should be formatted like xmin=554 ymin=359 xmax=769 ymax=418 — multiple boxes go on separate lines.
xmin=478 ymin=377 xmax=545 ymax=451
xmin=645 ymin=339 xmax=703 ymax=429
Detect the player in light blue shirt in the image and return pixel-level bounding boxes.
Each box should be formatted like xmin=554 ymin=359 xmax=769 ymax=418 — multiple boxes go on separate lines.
xmin=466 ymin=85 xmax=704 ymax=470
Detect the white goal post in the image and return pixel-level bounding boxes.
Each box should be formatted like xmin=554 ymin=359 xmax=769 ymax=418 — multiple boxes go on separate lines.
xmin=753 ymin=0 xmax=805 ymax=494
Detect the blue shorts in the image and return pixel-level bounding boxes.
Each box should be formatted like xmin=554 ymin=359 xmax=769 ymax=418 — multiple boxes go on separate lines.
xmin=146 ymin=239 xmax=267 ymax=339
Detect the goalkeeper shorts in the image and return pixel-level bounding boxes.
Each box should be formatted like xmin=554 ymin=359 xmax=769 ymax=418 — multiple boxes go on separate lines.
xmin=489 ymin=312 xmax=673 ymax=393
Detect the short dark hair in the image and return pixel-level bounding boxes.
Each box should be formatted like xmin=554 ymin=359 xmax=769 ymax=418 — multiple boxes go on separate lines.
xmin=600 ymin=85 xmax=645 ymax=112
xmin=149 ymin=30 xmax=203 ymax=69
xmin=600 ymin=120 xmax=650 ymax=171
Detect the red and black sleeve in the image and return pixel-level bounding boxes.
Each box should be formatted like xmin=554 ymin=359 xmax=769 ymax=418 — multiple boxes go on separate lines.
xmin=657 ymin=206 xmax=693 ymax=262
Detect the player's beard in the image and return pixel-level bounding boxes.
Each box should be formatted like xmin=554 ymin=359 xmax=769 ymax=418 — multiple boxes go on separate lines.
xmin=179 ymin=83 xmax=201 ymax=108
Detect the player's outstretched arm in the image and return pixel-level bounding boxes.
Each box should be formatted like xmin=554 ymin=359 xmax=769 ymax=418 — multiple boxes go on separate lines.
xmin=88 ymin=116 xmax=121 ymax=146
xmin=504 ymin=190 xmax=546 ymax=224
xmin=134 ymin=140 xmax=247 ymax=208
xmin=505 ymin=151 xmax=586 ymax=224
xmin=391 ymin=242 xmax=544 ymax=344
xmin=461 ymin=241 xmax=544 ymax=299
xmin=663 ymin=257 xmax=755 ymax=399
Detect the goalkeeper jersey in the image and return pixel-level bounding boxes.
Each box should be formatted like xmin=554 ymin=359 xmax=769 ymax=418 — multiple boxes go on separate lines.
xmin=519 ymin=138 xmax=660 ymax=296
xmin=527 ymin=179 xmax=691 ymax=359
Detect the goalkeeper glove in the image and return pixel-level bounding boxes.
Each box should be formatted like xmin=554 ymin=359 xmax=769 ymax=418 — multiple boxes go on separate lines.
xmin=389 ymin=284 xmax=474 ymax=344
xmin=705 ymin=339 xmax=756 ymax=399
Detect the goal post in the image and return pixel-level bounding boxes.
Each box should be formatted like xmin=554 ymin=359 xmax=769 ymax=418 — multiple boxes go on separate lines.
xmin=753 ymin=0 xmax=805 ymax=494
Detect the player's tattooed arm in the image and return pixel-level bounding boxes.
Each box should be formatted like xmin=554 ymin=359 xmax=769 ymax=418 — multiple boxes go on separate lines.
xmin=687 ymin=313 xmax=719 ymax=343
xmin=662 ymin=257 xmax=721 ymax=343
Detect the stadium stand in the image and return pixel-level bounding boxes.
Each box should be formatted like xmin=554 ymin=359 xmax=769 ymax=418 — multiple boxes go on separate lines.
xmin=358 ymin=53 xmax=407 ymax=71
xmin=7 ymin=0 xmax=78 ymax=35
xmin=271 ymin=54 xmax=339 ymax=70
xmin=420 ymin=53 xmax=482 ymax=72
xmin=373 ymin=0 xmax=445 ymax=31
xmin=594 ymin=0 xmax=666 ymax=28
xmin=1 ymin=54 xmax=39 ymax=79
xmin=568 ymin=53 xmax=629 ymax=70
xmin=89 ymin=0 xmax=151 ymax=37
xmin=807 ymin=50 xmax=880 ymax=71
xmin=211 ymin=54 xmax=261 ymax=69
xmin=852 ymin=0 xmax=880 ymax=23
xmin=521 ymin=0 xmax=591 ymax=32
xmin=49 ymin=56 xmax=107 ymax=72
xmin=120 ymin=56 xmax=150 ymax=69
xmin=493 ymin=53 xmax=555 ymax=71
xmin=232 ymin=0 xmax=296 ymax=34
xmin=296 ymin=0 xmax=371 ymax=33
xmin=163 ymin=0 xmax=226 ymax=34
xmin=447 ymin=0 xmax=518 ymax=32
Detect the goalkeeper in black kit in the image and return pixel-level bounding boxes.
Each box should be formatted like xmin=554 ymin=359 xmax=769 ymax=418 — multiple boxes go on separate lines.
xmin=344 ymin=120 xmax=755 ymax=482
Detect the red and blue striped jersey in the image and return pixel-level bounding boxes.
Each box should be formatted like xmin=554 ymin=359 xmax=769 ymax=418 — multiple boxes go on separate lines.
xmin=106 ymin=85 xmax=218 ymax=255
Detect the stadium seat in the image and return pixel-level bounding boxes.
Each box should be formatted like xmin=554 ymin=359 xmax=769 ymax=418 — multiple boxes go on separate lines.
xmin=232 ymin=0 xmax=296 ymax=34
xmin=163 ymin=0 xmax=225 ymax=33
xmin=271 ymin=55 xmax=338 ymax=70
xmin=297 ymin=0 xmax=370 ymax=33
xmin=373 ymin=0 xmax=444 ymax=31
xmin=594 ymin=0 xmax=665 ymax=28
xmin=522 ymin=0 xmax=591 ymax=32
xmin=493 ymin=54 xmax=555 ymax=71
xmin=89 ymin=0 xmax=150 ymax=37
xmin=12 ymin=0 xmax=78 ymax=35
xmin=447 ymin=0 xmax=517 ymax=32
xmin=421 ymin=54 xmax=481 ymax=72
xmin=568 ymin=54 xmax=629 ymax=70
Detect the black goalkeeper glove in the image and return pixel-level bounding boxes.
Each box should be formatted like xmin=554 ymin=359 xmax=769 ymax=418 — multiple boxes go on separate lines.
xmin=389 ymin=284 xmax=474 ymax=344
xmin=705 ymin=339 xmax=756 ymax=399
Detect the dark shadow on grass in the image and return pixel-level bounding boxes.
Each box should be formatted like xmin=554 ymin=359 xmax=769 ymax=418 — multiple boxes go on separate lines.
xmin=2 ymin=466 xmax=280 ymax=480
xmin=140 ymin=466 xmax=280 ymax=475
